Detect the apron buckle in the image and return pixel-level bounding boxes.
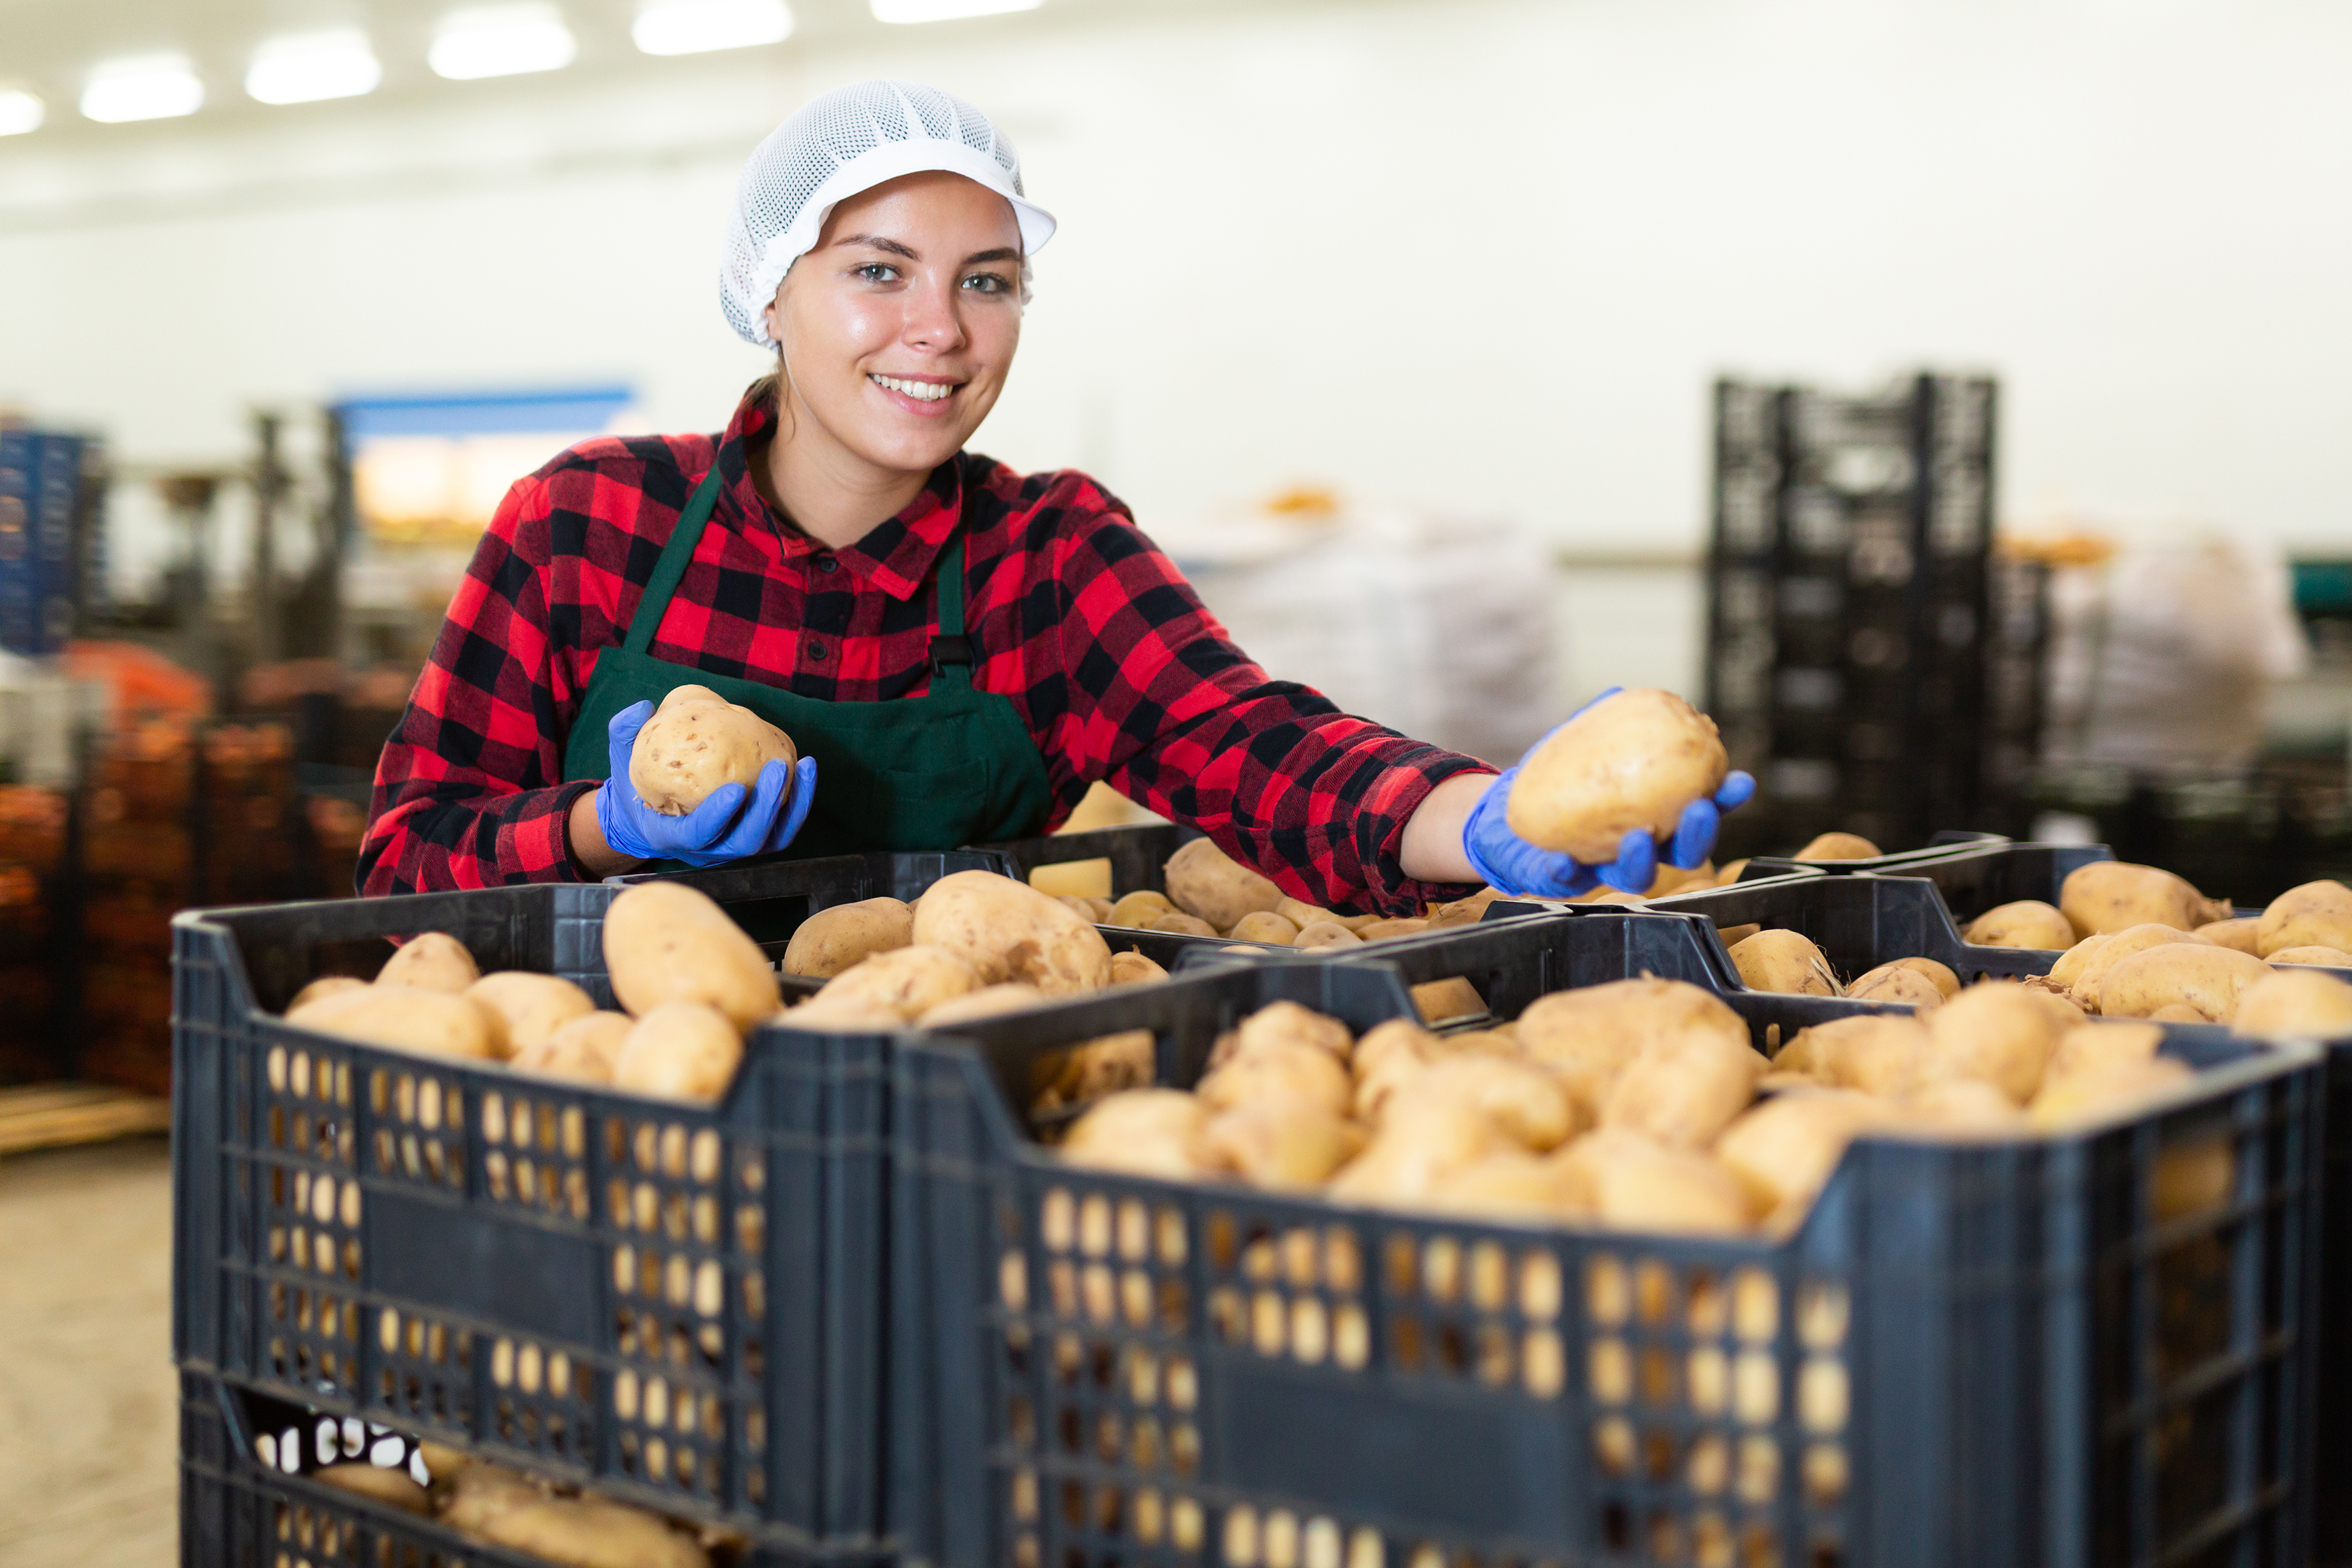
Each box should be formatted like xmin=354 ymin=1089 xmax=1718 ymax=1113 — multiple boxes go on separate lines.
xmin=929 ymin=634 xmax=974 ymax=674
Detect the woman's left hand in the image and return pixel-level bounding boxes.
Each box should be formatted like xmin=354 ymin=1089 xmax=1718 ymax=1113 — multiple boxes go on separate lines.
xmin=1460 ymin=689 xmax=1756 ymax=899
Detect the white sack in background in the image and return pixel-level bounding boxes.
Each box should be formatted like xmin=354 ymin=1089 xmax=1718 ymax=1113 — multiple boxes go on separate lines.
xmin=1154 ymin=500 xmax=1557 ymax=769
xmin=2042 ymin=537 xmax=2308 ymax=770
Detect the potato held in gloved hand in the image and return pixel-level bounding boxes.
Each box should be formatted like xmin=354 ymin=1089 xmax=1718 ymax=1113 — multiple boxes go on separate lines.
xmin=1505 ymin=689 xmax=1731 ymax=862
xmin=629 ymin=684 xmax=798 ymax=815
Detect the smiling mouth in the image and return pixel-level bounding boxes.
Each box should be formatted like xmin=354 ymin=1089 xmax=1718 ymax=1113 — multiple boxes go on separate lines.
xmin=869 ymin=374 xmax=957 ymax=403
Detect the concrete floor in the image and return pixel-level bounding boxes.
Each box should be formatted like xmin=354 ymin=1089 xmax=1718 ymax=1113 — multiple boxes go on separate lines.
xmin=0 ymin=1136 xmax=177 ymax=1568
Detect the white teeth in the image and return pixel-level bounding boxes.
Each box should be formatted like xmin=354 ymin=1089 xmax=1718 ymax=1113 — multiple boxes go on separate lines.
xmin=870 ymin=374 xmax=954 ymax=402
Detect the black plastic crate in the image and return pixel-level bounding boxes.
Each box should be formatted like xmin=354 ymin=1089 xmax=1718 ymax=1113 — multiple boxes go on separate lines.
xmin=891 ymin=920 xmax=2323 ymax=1568
xmin=1732 ymin=829 xmax=2011 ymax=880
xmin=1641 ymin=873 xmax=2063 ymax=987
xmin=178 ymin=1366 xmax=867 ymax=1568
xmin=172 ymin=881 xmax=895 ymax=1552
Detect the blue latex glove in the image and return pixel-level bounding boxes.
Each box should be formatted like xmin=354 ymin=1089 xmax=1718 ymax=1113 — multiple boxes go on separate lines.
xmin=1462 ymin=687 xmax=1757 ymax=899
xmin=594 ymin=699 xmax=818 ymax=866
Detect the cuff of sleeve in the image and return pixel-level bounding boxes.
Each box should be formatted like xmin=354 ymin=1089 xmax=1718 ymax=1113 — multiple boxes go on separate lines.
xmin=542 ymin=779 xmax=603 ymax=884
xmin=1365 ymin=756 xmax=1498 ymax=916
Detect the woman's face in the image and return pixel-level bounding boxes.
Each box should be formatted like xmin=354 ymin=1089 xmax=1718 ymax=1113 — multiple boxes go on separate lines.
xmin=765 ymin=170 xmax=1025 ymax=479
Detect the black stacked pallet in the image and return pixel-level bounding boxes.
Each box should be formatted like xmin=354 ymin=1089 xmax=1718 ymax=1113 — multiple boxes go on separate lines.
xmin=1708 ymin=373 xmax=2038 ymax=854
xmin=893 ymin=912 xmax=2323 ymax=1568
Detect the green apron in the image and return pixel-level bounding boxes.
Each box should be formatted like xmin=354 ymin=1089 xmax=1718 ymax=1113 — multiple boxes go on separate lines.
xmin=561 ymin=466 xmax=1053 ymax=861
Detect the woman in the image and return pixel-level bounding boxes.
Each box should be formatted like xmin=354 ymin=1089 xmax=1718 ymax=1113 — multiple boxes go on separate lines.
xmin=361 ymin=80 xmax=1748 ymax=907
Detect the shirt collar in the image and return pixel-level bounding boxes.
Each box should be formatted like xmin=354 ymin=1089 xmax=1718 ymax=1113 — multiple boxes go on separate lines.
xmin=716 ymin=385 xmax=963 ymax=602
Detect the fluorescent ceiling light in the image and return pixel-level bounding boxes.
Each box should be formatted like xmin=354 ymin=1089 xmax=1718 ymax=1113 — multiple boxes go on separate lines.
xmin=872 ymin=0 xmax=1040 ymax=21
xmin=81 ymin=57 xmax=206 ymax=123
xmin=634 ymin=0 xmax=792 ymax=55
xmin=0 ymin=90 xmax=43 ymax=136
xmin=246 ymin=29 xmax=383 ymax=105
xmin=429 ymin=5 xmax=577 ymax=80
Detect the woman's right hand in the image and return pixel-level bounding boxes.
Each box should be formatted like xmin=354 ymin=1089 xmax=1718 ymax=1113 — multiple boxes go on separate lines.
xmin=590 ymin=699 xmax=817 ymax=868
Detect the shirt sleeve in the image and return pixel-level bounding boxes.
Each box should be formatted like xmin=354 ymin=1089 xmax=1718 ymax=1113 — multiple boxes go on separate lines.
xmin=357 ymin=475 xmax=595 ymax=894
xmin=1037 ymin=502 xmax=1495 ymax=916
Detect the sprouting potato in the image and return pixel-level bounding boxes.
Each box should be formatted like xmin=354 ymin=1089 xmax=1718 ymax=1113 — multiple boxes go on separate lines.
xmin=1726 ymin=929 xmax=1841 ymax=996
xmin=783 ymin=898 xmax=914 ymax=979
xmin=376 ymin=931 xmax=479 ymax=995
xmin=627 ymin=683 xmax=795 ymax=817
xmin=1963 ymin=901 xmax=2076 ymax=950
xmin=1504 ymin=689 xmax=1730 ymax=862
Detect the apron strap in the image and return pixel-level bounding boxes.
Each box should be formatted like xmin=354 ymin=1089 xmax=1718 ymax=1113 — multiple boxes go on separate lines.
xmin=927 ymin=537 xmax=974 ymax=681
xmin=622 ymin=466 xmax=727 ymax=656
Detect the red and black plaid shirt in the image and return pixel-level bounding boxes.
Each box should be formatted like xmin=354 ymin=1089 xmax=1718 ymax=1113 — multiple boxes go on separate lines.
xmin=361 ymin=386 xmax=1491 ymax=912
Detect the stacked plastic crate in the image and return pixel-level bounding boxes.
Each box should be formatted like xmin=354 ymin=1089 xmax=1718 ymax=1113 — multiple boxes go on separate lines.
xmin=1706 ymin=374 xmax=2042 ymax=855
xmin=0 ymin=426 xmax=93 ymax=657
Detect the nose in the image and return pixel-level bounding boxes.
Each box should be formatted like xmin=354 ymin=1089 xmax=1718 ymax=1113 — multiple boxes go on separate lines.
xmin=900 ymin=269 xmax=967 ymax=355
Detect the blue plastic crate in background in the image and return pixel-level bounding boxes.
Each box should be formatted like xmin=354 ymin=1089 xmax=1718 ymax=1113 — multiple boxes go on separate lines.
xmin=0 ymin=428 xmax=86 ymax=656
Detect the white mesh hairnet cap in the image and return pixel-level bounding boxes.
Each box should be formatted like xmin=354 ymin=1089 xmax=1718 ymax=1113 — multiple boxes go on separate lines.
xmin=721 ymin=79 xmax=1056 ymax=348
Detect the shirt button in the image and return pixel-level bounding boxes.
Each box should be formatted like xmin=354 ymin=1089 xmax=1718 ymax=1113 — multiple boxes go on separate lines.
xmin=806 ymin=640 xmax=827 ymax=661
xmin=816 ymin=556 xmax=839 ymax=574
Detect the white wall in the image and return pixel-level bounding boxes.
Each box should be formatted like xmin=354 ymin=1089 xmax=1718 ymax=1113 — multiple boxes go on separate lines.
xmin=5 ymin=0 xmax=2351 ymax=599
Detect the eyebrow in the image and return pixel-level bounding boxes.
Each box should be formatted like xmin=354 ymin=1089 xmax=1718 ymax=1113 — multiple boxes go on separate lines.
xmin=832 ymin=235 xmax=1023 ymax=267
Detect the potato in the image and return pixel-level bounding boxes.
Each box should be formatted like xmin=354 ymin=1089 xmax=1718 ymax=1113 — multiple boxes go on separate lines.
xmin=1062 ymin=1089 xmax=1218 ymax=1179
xmin=2028 ymin=1055 xmax=2193 ymax=1130
xmin=466 ymin=972 xmax=595 ymax=1058
xmin=1600 ymin=1029 xmax=1761 ymax=1147
xmin=916 ymin=983 xmax=1046 ymax=1028
xmin=1554 ymin=1129 xmax=1751 ymax=1235
xmin=2045 ymin=934 xmax=2112 ymax=993
xmin=511 ymin=1009 xmax=633 ymax=1083
xmin=477 ymin=1495 xmax=710 ymax=1568
xmin=1963 ymin=901 xmax=2075 ymax=950
xmin=2257 ymin=880 xmax=2352 ymax=957
xmin=1198 ymin=1042 xmax=1352 ymax=1117
xmin=2270 ymin=946 xmax=2352 ymax=966
xmin=783 ymin=898 xmax=913 ymax=979
xmin=2048 ymin=1021 xmax=2165 ymax=1076
xmin=613 ymin=1002 xmax=742 ymax=1101
xmin=1278 ymin=895 xmax=1376 ymax=934
xmin=1899 ymin=1078 xmax=2027 ymax=1136
xmin=1350 ymin=1019 xmax=1449 ymax=1120
xmin=288 ymin=984 xmax=498 ymax=1060
xmin=1844 ymin=963 xmax=1946 ymax=1010
xmin=1716 ymin=1091 xmax=1887 ymax=1214
xmin=1644 ymin=860 xmax=1717 ymax=897
xmin=1726 ymin=929 xmax=1841 ymax=996
xmin=1163 ymin=837 xmax=1285 ymax=930
xmin=1786 ymin=1014 xmax=1931 ymax=1096
xmin=1505 ymin=689 xmax=1730 ymax=862
xmin=1426 ymin=888 xmax=1506 ymax=929
xmin=2096 ymin=944 xmax=2272 ymax=1024
xmin=1518 ymin=977 xmax=1749 ymax=1084
xmin=314 ymin=1461 xmax=432 ymax=1513
xmin=1204 ymin=1096 xmax=1364 ymax=1189
xmin=1355 ymin=918 xmax=1431 ymax=941
xmin=376 ymin=931 xmax=479 ymax=994
xmin=1411 ymin=976 xmax=1487 ymax=1024
xmin=2060 ymin=860 xmax=2231 ymax=939
xmin=1294 ymin=920 xmax=1363 ymax=950
xmin=1141 ymin=910 xmax=1216 ymax=937
xmin=1106 ymin=890 xmax=1177 ymax=928
xmin=439 ymin=1463 xmax=549 ymax=1535
xmin=1923 ymin=982 xmax=2066 ymax=1102
xmin=1794 ymin=832 xmax=1882 ymax=861
xmin=1226 ymin=1000 xmax=1354 ymax=1063
xmin=1109 ymin=951 xmax=1169 ymax=985
xmin=2232 ymin=969 xmax=2352 ymax=1039
xmin=2195 ymin=917 xmax=2263 ymax=954
xmin=2152 ymin=1137 xmax=2236 ymax=1222
xmin=805 ymin=944 xmax=978 ymax=1021
xmin=627 ymin=683 xmax=795 ymax=817
xmin=1414 ymin=1056 xmax=1584 ymax=1149
xmin=1226 ymin=911 xmax=1301 ymax=945
xmin=603 ymin=882 xmax=778 ymax=1029
xmin=288 ymin=975 xmax=367 ymax=1011
xmin=1058 ymin=895 xmax=1115 ymax=924
xmin=1029 ymin=1030 xmax=1156 ymax=1113
xmin=2061 ymin=924 xmax=2209 ymax=1011
xmin=1329 ymin=1098 xmax=1511 ymax=1203
xmin=1417 ymin=1149 xmax=1588 ymax=1220
xmin=783 ymin=993 xmax=907 ymax=1031
xmin=912 ymin=870 xmax=1113 ymax=995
